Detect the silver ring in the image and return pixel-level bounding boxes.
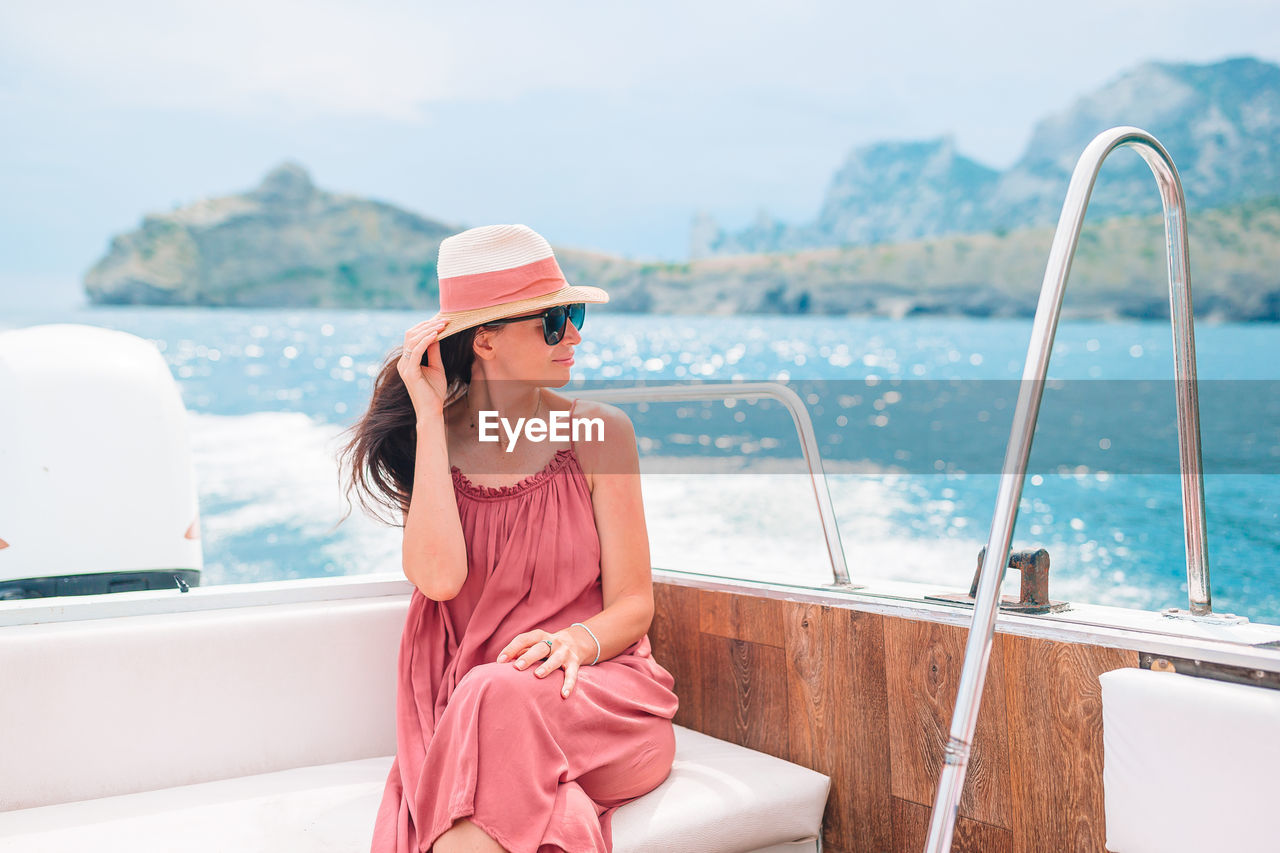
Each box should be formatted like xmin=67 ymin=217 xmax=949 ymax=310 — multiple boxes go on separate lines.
xmin=543 ymin=639 xmax=553 ymax=651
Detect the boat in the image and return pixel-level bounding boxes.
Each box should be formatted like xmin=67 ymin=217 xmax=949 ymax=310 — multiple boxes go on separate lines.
xmin=1 ymin=127 xmax=1278 ymax=853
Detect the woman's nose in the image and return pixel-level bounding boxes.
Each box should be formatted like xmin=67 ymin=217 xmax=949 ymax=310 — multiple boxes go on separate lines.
xmin=563 ymin=320 xmax=582 ymax=344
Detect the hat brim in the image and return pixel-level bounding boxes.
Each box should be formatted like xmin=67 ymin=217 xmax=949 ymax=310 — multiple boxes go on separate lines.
xmin=430 ymin=284 xmax=609 ymax=340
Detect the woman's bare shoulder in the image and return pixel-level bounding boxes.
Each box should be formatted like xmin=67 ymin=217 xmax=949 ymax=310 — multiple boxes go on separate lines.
xmin=568 ymin=398 xmax=637 ymax=481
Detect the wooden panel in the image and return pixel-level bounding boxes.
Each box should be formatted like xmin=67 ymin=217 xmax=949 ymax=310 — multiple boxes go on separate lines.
xmin=697 ymin=633 xmax=790 ymax=758
xmin=1004 ymin=637 xmax=1138 ymax=853
xmin=884 ymin=618 xmax=1012 ymax=828
xmin=650 ymin=583 xmax=702 ymax=731
xmin=891 ymin=796 xmax=1013 ymax=853
xmin=653 ymin=579 xmax=1140 ymax=853
xmin=698 ymin=588 xmax=787 ymax=648
xmin=785 ymin=604 xmax=892 ymax=853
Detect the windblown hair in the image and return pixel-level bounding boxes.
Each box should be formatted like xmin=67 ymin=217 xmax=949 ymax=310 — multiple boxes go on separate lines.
xmin=333 ymin=324 xmax=495 ymax=529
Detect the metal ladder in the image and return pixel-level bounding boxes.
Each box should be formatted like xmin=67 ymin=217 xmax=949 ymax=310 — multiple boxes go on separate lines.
xmin=923 ymin=125 xmax=1243 ymax=853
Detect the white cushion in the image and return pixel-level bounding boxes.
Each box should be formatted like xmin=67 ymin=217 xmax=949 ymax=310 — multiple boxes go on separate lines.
xmin=0 ymin=757 xmax=389 ymax=853
xmin=1100 ymin=667 xmax=1280 ymax=853
xmin=612 ymin=725 xmax=830 ymax=853
xmin=0 ymin=597 xmax=403 ymax=810
xmin=0 ymin=724 xmax=829 ymax=853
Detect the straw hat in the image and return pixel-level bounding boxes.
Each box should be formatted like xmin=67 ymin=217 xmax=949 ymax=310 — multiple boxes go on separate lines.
xmin=429 ymin=224 xmax=608 ymax=339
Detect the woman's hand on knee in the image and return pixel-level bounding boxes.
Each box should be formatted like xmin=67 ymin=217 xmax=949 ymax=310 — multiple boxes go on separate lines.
xmin=495 ymin=629 xmax=587 ymax=698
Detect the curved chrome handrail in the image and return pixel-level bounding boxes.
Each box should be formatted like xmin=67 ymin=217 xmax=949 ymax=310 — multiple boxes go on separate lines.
xmin=568 ymin=381 xmax=854 ymax=587
xmin=923 ymin=126 xmax=1224 ymax=853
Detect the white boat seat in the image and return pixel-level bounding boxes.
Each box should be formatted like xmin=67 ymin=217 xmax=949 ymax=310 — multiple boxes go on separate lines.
xmin=1100 ymin=667 xmax=1280 ymax=853
xmin=0 ymin=725 xmax=829 ymax=853
xmin=0 ymin=594 xmax=830 ymax=852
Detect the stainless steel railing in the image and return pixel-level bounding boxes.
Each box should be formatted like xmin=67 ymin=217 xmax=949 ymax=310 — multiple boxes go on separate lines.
xmin=569 ymin=381 xmax=854 ymax=587
xmin=923 ymin=126 xmax=1229 ymax=853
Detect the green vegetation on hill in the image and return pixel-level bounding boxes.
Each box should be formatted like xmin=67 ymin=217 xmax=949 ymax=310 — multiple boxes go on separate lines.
xmin=574 ymin=196 xmax=1280 ymax=322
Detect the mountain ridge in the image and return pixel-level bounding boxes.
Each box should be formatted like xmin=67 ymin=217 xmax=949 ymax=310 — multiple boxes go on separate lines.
xmin=692 ymin=56 xmax=1280 ymax=256
xmin=82 ymin=55 xmax=1280 ymax=320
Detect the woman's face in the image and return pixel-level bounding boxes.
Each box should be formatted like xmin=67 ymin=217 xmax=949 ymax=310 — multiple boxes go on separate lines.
xmin=474 ymin=309 xmax=582 ymax=385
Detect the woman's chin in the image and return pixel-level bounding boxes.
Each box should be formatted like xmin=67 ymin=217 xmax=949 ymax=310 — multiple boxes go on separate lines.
xmin=540 ymin=366 xmax=571 ymax=388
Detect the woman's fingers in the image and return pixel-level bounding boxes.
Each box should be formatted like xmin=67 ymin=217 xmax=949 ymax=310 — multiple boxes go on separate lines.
xmin=495 ymin=631 xmax=532 ymax=662
xmin=496 ymin=631 xmax=545 ymax=664
xmin=494 ymin=631 xmax=578 ymax=697
xmin=515 ymin=640 xmax=551 ymax=670
xmin=533 ymin=645 xmax=564 ymax=676
xmin=404 ymin=317 xmax=447 ymax=338
xmin=404 ymin=320 xmax=448 ymax=355
xmin=403 ymin=319 xmax=447 ymax=349
xmin=423 ymin=338 xmax=443 ymax=371
xmin=560 ymin=659 xmax=579 ymax=698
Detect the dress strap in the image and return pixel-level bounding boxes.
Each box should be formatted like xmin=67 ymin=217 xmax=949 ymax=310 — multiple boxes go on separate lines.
xmin=568 ymin=398 xmax=577 ymax=454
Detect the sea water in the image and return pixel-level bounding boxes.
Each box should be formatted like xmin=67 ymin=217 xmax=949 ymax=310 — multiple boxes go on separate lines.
xmin=4 ymin=305 xmax=1278 ymax=624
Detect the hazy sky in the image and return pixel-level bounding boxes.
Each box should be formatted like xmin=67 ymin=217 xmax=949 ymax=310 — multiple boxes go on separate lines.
xmin=3 ymin=0 xmax=1279 ymax=307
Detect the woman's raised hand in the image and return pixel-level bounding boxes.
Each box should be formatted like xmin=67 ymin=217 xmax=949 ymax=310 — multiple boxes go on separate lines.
xmin=398 ymin=318 xmax=450 ymax=420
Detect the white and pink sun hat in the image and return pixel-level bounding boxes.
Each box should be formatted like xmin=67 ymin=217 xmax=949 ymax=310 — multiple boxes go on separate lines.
xmin=429 ymin=224 xmax=608 ymax=339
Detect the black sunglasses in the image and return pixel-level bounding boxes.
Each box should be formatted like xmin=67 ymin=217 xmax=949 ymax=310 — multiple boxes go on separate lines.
xmin=418 ymin=302 xmax=587 ymax=366
xmin=482 ymin=302 xmax=586 ymax=345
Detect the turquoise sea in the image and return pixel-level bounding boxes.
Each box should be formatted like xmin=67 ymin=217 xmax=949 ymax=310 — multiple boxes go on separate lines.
xmin=4 ymin=305 xmax=1278 ymax=624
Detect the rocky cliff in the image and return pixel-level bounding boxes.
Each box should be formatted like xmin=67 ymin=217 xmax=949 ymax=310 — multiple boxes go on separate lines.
xmin=85 ymin=162 xmax=633 ymax=311
xmin=85 ymin=163 xmax=460 ymax=308
xmin=693 ymin=57 xmax=1280 ymax=256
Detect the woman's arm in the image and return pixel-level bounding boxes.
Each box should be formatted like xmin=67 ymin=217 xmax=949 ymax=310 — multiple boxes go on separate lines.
xmin=402 ymin=414 xmax=468 ymax=601
xmin=494 ymin=401 xmax=657 ymax=698
xmin=569 ymin=402 xmax=655 ymax=661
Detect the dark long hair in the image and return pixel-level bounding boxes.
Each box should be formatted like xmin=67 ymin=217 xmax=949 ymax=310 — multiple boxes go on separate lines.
xmin=333 ymin=323 xmax=493 ymax=529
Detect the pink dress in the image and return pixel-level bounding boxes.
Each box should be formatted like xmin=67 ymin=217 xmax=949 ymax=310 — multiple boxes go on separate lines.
xmin=370 ymin=400 xmax=680 ymax=853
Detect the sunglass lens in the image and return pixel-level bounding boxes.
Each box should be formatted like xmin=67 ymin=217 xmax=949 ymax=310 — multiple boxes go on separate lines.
xmin=543 ymin=305 xmax=567 ymax=345
xmin=541 ymin=303 xmax=586 ymax=345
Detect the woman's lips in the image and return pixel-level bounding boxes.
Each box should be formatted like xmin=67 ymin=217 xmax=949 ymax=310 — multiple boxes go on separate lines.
xmin=553 ymin=356 xmax=574 ymax=365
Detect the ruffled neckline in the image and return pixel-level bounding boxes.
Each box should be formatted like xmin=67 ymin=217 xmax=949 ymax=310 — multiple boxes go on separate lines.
xmin=451 ymin=447 xmax=578 ymax=500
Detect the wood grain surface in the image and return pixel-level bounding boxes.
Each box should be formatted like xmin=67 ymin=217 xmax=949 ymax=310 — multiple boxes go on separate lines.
xmin=1004 ymin=637 xmax=1138 ymax=853
xmin=648 ymin=581 xmax=1140 ymax=853
xmin=892 ymin=796 xmax=1014 ymax=853
xmin=884 ymin=618 xmax=1012 ymax=828
xmin=784 ymin=602 xmax=892 ymax=853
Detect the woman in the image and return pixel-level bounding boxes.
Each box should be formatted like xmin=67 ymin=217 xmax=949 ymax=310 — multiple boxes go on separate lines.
xmin=339 ymin=224 xmax=679 ymax=853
